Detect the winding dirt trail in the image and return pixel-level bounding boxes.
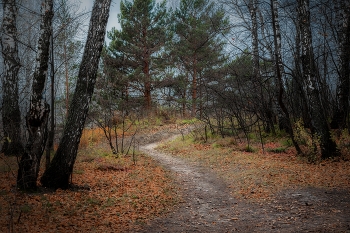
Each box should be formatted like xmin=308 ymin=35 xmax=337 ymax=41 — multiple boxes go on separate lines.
xmin=137 ymin=135 xmax=350 ymax=233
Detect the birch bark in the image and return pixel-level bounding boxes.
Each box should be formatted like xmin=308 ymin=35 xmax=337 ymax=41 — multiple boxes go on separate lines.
xmin=1 ymin=0 xmax=23 ymax=156
xmin=298 ymin=0 xmax=338 ymax=158
xmin=17 ymin=0 xmax=53 ymax=190
xmin=41 ymin=0 xmax=112 ymax=189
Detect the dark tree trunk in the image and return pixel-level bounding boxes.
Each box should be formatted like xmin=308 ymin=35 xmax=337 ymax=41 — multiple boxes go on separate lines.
xmin=45 ymin=29 xmax=55 ymax=170
xmin=40 ymin=0 xmax=112 ymax=189
xmin=248 ymin=0 xmax=276 ymax=134
xmin=331 ymin=0 xmax=350 ymax=129
xmin=1 ymin=0 xmax=24 ymax=156
xmin=17 ymin=0 xmax=53 ymax=190
xmin=298 ymin=0 xmax=339 ymax=159
xmin=192 ymin=57 xmax=197 ymax=117
xmin=142 ymin=28 xmax=152 ymax=112
xmin=271 ymin=0 xmax=302 ymax=154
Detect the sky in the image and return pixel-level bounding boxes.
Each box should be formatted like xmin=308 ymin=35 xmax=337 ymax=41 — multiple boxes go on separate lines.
xmin=79 ymin=0 xmax=166 ymax=36
xmin=79 ymin=0 xmax=121 ymax=41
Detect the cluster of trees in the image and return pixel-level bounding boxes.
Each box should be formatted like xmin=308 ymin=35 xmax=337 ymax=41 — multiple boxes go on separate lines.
xmin=100 ymin=0 xmax=350 ymax=160
xmin=0 ymin=0 xmax=349 ymax=190
xmin=0 ymin=0 xmax=111 ymax=190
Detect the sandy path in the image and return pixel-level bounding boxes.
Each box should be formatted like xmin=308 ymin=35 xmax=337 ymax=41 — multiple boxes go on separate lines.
xmin=137 ymin=136 xmax=350 ymax=233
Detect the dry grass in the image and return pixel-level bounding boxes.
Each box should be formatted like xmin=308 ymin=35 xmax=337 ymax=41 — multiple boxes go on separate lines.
xmin=159 ymin=135 xmax=350 ymax=201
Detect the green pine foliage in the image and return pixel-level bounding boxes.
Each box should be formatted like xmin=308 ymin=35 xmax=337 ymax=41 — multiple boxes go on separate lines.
xmin=105 ymin=0 xmax=172 ymax=111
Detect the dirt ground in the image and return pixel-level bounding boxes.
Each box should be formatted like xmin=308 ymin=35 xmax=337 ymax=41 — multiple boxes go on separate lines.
xmin=136 ymin=135 xmax=350 ymax=233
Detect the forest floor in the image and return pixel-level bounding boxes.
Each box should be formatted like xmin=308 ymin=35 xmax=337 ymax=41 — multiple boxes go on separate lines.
xmin=138 ymin=133 xmax=350 ymax=232
xmin=1 ymin=123 xmax=350 ymax=232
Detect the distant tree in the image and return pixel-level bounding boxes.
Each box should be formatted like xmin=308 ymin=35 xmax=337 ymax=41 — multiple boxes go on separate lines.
xmin=297 ymin=0 xmax=338 ymax=158
xmin=106 ymin=0 xmax=171 ymax=113
xmin=172 ymin=0 xmax=229 ymax=117
xmin=41 ymin=0 xmax=112 ymax=189
xmin=1 ymin=0 xmax=24 ymax=156
xmin=270 ymin=0 xmax=301 ymax=154
xmin=331 ymin=0 xmax=350 ymax=130
xmin=17 ymin=0 xmax=54 ymax=190
xmin=54 ymin=0 xmax=84 ymax=118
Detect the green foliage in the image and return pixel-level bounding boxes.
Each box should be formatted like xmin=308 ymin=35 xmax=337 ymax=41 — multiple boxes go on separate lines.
xmin=335 ymin=129 xmax=350 ymax=159
xmin=169 ymin=0 xmax=229 ymax=111
xmin=267 ymin=147 xmax=287 ymax=154
xmin=105 ymin=0 xmax=171 ymax=108
xmin=244 ymin=146 xmax=257 ymax=153
xmin=293 ymin=119 xmax=309 ymax=146
xmin=293 ymin=119 xmax=321 ymax=163
xmin=281 ymin=138 xmax=293 ymax=148
xmin=248 ymin=132 xmax=256 ymax=141
xmin=211 ymin=142 xmax=221 ymax=149
xmin=177 ymin=118 xmax=199 ymax=125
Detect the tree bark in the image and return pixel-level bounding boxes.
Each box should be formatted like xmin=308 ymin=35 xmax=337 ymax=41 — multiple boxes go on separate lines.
xmin=41 ymin=0 xmax=112 ymax=189
xmin=1 ymin=0 xmax=24 ymax=156
xmin=142 ymin=27 xmax=152 ymax=112
xmin=271 ymin=0 xmax=302 ymax=154
xmin=298 ymin=0 xmax=338 ymax=159
xmin=45 ymin=28 xmax=55 ymax=170
xmin=331 ymin=0 xmax=350 ymax=129
xmin=192 ymin=56 xmax=197 ymax=117
xmin=248 ymin=0 xmax=259 ymax=81
xmin=17 ymin=0 xmax=53 ymax=190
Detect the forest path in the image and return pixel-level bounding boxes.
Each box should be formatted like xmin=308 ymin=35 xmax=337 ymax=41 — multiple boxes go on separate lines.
xmin=137 ymin=134 xmax=350 ymax=233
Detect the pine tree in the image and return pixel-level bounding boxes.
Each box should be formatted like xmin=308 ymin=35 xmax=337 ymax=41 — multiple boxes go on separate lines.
xmin=172 ymin=0 xmax=229 ymax=117
xmin=106 ymin=0 xmax=171 ymax=113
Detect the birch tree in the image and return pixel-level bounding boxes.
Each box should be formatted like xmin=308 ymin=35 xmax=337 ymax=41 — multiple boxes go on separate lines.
xmin=331 ymin=0 xmax=350 ymax=129
xmin=297 ymin=0 xmax=338 ymax=158
xmin=41 ymin=0 xmax=112 ymax=189
xmin=17 ymin=0 xmax=54 ymax=190
xmin=1 ymin=0 xmax=24 ymax=156
xmin=271 ymin=0 xmax=301 ymax=154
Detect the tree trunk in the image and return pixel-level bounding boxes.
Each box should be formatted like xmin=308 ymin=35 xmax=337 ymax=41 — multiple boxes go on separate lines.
xmin=331 ymin=0 xmax=350 ymax=129
xmin=271 ymin=0 xmax=302 ymax=154
xmin=298 ymin=0 xmax=338 ymax=159
xmin=17 ymin=0 xmax=53 ymax=190
xmin=192 ymin=56 xmax=197 ymax=117
xmin=64 ymin=40 xmax=70 ymax=117
xmin=143 ymin=28 xmax=152 ymax=112
xmin=1 ymin=0 xmax=24 ymax=156
xmin=40 ymin=0 xmax=112 ymax=189
xmin=144 ymin=63 xmax=152 ymax=112
xmin=248 ymin=0 xmax=277 ymax=133
xmin=45 ymin=29 xmax=55 ymax=170
xmin=248 ymin=0 xmax=259 ymax=81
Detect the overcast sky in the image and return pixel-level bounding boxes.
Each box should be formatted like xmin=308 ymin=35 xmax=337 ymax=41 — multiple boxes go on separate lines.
xmin=79 ymin=0 xmax=121 ymax=41
xmin=79 ymin=0 xmax=166 ymax=34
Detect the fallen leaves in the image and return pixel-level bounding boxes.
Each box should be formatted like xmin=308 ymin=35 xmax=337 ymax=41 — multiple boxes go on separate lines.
xmin=159 ymin=135 xmax=350 ymax=201
xmin=0 ymin=150 xmax=178 ymax=233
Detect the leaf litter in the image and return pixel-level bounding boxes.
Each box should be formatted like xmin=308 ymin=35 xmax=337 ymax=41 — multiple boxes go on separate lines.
xmin=1 ymin=124 xmax=350 ymax=232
